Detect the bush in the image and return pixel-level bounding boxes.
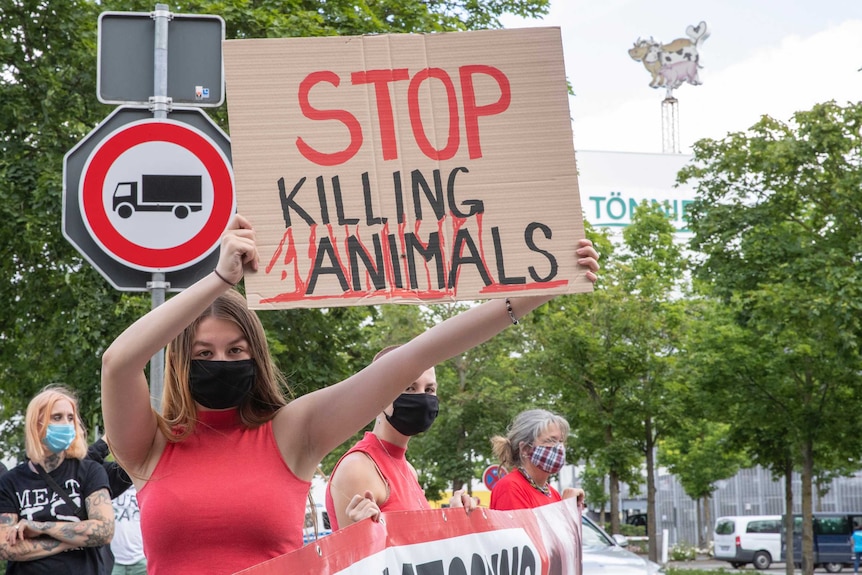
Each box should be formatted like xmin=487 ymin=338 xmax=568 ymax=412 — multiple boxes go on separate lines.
xmin=670 ymin=542 xmax=697 ymax=561
xmin=619 ymin=523 xmax=646 ymax=537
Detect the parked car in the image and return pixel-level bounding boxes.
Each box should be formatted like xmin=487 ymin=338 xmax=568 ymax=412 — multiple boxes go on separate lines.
xmin=583 ymin=515 xmax=664 ymax=575
xmin=785 ymin=512 xmax=862 ymax=573
xmin=302 ymin=502 xmax=332 ymax=545
xmin=714 ymin=515 xmax=783 ymax=570
xmin=626 ymin=513 xmax=648 ymax=528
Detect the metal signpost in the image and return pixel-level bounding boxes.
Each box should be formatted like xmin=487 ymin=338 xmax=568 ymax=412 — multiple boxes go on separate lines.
xmin=62 ymin=5 xmax=230 ymax=406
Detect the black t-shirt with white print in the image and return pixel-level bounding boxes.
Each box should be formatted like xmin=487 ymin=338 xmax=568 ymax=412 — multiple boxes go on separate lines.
xmin=0 ymin=457 xmax=109 ymax=575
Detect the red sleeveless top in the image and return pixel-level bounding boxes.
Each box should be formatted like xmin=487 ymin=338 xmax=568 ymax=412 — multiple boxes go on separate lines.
xmin=325 ymin=432 xmax=430 ymax=530
xmin=137 ymin=409 xmax=310 ymax=575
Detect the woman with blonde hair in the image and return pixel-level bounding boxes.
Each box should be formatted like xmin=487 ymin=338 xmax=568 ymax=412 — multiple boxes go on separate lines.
xmin=0 ymin=385 xmax=114 ymax=573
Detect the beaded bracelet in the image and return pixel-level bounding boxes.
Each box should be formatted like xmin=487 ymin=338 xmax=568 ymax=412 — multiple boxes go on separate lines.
xmin=213 ymin=268 xmax=236 ymax=287
xmin=505 ymin=298 xmax=519 ymax=325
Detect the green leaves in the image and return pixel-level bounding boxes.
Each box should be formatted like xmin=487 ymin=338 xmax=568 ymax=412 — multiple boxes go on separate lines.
xmin=679 ymin=102 xmax=862 ymax=563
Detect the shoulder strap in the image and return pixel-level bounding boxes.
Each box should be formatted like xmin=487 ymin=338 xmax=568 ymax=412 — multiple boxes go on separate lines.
xmin=35 ymin=462 xmax=87 ymax=520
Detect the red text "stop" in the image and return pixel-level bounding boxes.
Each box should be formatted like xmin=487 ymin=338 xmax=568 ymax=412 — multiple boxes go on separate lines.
xmin=296 ymin=66 xmax=511 ymax=167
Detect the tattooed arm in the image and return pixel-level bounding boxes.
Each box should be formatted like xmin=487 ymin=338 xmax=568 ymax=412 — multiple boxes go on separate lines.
xmin=7 ymin=488 xmax=114 ymax=550
xmin=0 ymin=513 xmax=75 ymax=561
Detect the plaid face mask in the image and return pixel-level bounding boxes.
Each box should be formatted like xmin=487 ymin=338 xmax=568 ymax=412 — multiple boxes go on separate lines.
xmin=530 ymin=443 xmax=566 ymax=474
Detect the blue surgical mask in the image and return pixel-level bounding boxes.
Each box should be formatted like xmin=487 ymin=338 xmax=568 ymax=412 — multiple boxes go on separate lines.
xmin=44 ymin=424 xmax=76 ymax=454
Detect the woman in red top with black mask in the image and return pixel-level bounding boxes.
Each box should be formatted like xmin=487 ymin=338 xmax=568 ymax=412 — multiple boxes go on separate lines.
xmin=325 ymin=345 xmax=479 ymax=530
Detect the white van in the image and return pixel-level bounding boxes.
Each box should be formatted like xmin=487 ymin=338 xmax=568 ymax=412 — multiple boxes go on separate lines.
xmin=714 ymin=515 xmax=783 ymax=570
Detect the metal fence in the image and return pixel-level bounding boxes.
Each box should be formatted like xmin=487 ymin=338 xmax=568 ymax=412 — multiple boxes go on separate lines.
xmin=619 ymin=467 xmax=862 ymax=547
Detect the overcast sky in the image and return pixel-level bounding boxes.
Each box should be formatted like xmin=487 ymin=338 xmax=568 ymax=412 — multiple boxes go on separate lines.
xmin=501 ymin=0 xmax=862 ymax=154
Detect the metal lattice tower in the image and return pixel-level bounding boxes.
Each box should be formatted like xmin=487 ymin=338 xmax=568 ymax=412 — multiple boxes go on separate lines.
xmin=661 ymin=96 xmax=680 ymax=154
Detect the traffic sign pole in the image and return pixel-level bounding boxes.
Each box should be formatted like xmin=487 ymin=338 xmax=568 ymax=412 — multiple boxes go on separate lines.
xmin=149 ymin=3 xmax=171 ymax=409
xmin=65 ymin=5 xmax=230 ymax=410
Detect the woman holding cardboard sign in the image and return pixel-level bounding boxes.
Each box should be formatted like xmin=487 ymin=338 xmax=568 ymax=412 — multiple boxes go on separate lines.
xmin=100 ymin=213 xmax=599 ymax=575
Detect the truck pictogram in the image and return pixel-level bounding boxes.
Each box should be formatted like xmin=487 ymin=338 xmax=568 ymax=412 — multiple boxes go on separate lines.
xmin=112 ymin=174 xmax=203 ymax=219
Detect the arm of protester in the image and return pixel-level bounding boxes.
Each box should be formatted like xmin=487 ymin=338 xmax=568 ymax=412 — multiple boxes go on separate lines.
xmin=345 ymin=491 xmax=382 ymax=526
xmin=562 ymin=487 xmax=586 ymax=510
xmin=276 ymin=239 xmax=599 ymax=479
xmin=330 ymin=452 xmax=388 ymax=529
xmin=449 ymin=489 xmax=480 ymax=514
xmin=0 ymin=513 xmax=76 ymax=561
xmin=8 ymin=488 xmax=114 ymax=549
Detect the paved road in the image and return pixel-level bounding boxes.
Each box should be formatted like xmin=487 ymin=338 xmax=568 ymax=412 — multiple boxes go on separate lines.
xmin=665 ymin=559 xmax=849 ymax=573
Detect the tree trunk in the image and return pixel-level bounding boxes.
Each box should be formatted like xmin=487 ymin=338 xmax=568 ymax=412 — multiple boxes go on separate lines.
xmin=604 ymin=422 xmax=621 ymax=535
xmin=785 ymin=459 xmax=795 ymax=575
xmin=695 ymin=497 xmax=703 ymax=548
xmin=646 ymin=416 xmax=658 ymax=563
xmin=802 ymin=439 xmax=815 ymax=575
xmin=609 ymin=470 xmax=620 ymax=534
xmin=702 ymin=495 xmax=712 ymax=550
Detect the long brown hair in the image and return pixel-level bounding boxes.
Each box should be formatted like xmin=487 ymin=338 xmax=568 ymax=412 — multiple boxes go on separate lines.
xmin=158 ymin=289 xmax=289 ymax=441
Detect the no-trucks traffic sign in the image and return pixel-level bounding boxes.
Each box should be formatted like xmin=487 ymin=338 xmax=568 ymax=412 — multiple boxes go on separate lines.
xmin=63 ymin=106 xmax=234 ymax=290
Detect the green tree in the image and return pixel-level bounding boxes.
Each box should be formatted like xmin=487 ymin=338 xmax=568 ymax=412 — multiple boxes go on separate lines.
xmin=531 ymin=204 xmax=689 ymax=562
xmin=659 ymin=419 xmax=748 ymax=548
xmin=410 ymin=302 xmax=529 ymax=501
xmin=0 ymin=0 xmax=551 ymax=461
xmin=0 ymin=0 xmax=139 ymax=458
xmin=660 ymin=297 xmax=755 ymax=549
xmin=527 ymin=226 xmax=645 ymax=531
xmin=679 ymin=101 xmax=862 ymax=575
xmin=611 ymin=202 xmax=689 ymax=562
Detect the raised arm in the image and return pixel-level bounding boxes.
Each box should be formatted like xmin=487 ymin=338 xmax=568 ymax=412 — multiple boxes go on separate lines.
xmin=278 ymin=239 xmax=600 ymax=478
xmin=101 ymin=215 xmax=259 ymax=475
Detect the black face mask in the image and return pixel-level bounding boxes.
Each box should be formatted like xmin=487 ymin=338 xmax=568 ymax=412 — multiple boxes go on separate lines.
xmin=189 ymin=359 xmax=256 ymax=409
xmin=385 ymin=393 xmax=439 ymax=436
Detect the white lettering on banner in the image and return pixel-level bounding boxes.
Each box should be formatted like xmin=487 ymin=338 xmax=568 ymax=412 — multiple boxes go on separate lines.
xmin=335 ymin=529 xmax=539 ymax=575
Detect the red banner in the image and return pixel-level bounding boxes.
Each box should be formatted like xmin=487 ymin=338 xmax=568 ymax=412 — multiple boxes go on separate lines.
xmin=236 ymin=499 xmax=582 ymax=575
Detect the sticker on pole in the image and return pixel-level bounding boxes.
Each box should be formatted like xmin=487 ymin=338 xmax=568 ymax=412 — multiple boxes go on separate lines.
xmin=483 ymin=465 xmax=507 ymax=491
xmin=79 ymin=118 xmax=234 ymax=271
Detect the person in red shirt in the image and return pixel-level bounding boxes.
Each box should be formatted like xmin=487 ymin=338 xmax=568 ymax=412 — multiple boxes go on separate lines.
xmin=489 ymin=409 xmax=584 ymax=511
xmin=101 ymin=214 xmax=601 ymax=575
xmin=325 ymin=346 xmax=475 ymax=530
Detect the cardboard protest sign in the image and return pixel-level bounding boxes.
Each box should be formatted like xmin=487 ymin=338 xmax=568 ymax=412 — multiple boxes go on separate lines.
xmin=236 ymin=498 xmax=582 ymax=575
xmin=223 ymin=28 xmax=589 ymax=310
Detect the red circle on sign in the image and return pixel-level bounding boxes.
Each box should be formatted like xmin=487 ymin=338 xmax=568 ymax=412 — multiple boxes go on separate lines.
xmin=483 ymin=465 xmax=507 ymax=490
xmin=80 ymin=120 xmax=233 ymax=271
